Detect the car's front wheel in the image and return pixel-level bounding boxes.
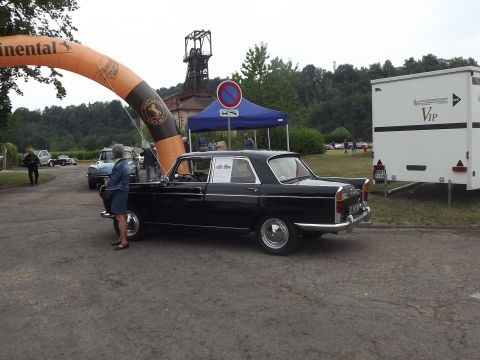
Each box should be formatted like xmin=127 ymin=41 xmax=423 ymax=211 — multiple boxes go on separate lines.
xmin=48 ymin=160 xmax=54 ymax=167
xmin=113 ymin=208 xmax=145 ymax=241
xmin=256 ymin=216 xmax=299 ymax=255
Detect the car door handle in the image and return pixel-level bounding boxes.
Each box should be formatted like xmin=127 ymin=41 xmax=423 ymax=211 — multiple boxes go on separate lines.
xmin=193 ymin=187 xmax=204 ymax=194
xmin=247 ymin=187 xmax=259 ymax=192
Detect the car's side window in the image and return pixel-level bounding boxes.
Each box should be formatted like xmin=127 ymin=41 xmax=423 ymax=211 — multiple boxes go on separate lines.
xmin=172 ymin=158 xmax=211 ymax=183
xmin=211 ymin=157 xmax=259 ymax=184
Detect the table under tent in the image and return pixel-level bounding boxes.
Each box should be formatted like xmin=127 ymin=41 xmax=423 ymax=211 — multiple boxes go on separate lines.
xmin=186 ymin=98 xmax=289 ymax=151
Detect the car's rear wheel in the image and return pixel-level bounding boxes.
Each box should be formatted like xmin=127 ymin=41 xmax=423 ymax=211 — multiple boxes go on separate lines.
xmin=256 ymin=216 xmax=299 ymax=255
xmin=48 ymin=160 xmax=54 ymax=167
xmin=113 ymin=208 xmax=145 ymax=241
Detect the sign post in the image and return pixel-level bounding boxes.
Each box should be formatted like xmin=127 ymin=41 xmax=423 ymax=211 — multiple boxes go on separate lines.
xmin=217 ymin=80 xmax=242 ymax=149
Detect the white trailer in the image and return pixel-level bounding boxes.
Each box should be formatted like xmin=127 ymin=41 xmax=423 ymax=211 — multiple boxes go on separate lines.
xmin=372 ymin=66 xmax=480 ymax=190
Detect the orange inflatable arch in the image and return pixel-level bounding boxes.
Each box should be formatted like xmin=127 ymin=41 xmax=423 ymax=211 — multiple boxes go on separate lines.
xmin=0 ymin=35 xmax=185 ymax=173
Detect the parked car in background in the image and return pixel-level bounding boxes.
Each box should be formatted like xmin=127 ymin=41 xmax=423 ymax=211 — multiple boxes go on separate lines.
xmin=34 ymin=150 xmax=53 ymax=166
xmin=87 ymin=147 xmax=139 ymax=189
xmin=52 ymin=155 xmax=78 ymax=166
xmin=100 ymin=150 xmax=370 ymax=255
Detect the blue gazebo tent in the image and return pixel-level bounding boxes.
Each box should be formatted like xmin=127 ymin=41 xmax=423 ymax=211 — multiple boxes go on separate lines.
xmin=186 ymin=98 xmax=289 ymax=151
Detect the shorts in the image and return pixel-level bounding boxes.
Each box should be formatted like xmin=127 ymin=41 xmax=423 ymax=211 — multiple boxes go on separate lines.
xmin=110 ymin=190 xmax=128 ymax=214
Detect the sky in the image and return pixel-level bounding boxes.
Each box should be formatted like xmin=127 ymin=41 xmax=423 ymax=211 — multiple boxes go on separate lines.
xmin=8 ymin=0 xmax=480 ymax=110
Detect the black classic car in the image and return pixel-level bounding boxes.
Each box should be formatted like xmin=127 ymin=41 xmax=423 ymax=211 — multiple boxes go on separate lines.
xmin=52 ymin=154 xmax=78 ymax=166
xmin=100 ymin=150 xmax=370 ymax=255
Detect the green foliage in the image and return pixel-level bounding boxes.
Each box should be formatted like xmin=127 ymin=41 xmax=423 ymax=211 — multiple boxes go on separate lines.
xmin=233 ymin=44 xmax=306 ymax=125
xmin=12 ymin=101 xmax=141 ymax=151
xmin=328 ymin=126 xmax=353 ymax=143
xmin=2 ymin=143 xmax=18 ymax=168
xmin=287 ymin=127 xmax=324 ymax=155
xmin=50 ymin=150 xmax=99 ymax=160
xmin=0 ymin=112 xmax=20 ymax=143
xmin=0 ymin=0 xmax=79 ymax=117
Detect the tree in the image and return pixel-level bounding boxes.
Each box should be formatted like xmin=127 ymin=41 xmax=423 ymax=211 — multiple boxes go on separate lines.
xmin=0 ymin=0 xmax=79 ymax=117
xmin=233 ymin=44 xmax=306 ymax=124
xmin=232 ymin=42 xmax=269 ymax=104
xmin=297 ymin=64 xmax=328 ymax=106
xmin=330 ymin=126 xmax=352 ymax=143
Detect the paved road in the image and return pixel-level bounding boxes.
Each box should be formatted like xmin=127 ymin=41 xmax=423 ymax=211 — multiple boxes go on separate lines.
xmin=1 ymin=165 xmax=480 ymax=359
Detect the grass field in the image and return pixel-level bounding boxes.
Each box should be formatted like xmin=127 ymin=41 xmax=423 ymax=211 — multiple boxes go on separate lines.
xmin=0 ymin=172 xmax=54 ymax=189
xmin=304 ymin=150 xmax=480 ymax=226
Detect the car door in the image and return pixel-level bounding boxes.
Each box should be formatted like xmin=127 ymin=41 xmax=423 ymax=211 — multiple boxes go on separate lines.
xmin=204 ymin=156 xmax=261 ymax=230
xmin=151 ymin=156 xmax=211 ymax=226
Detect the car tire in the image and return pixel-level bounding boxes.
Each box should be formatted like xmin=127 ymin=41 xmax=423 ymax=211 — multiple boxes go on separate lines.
xmin=61 ymin=161 xmax=66 ymax=166
xmin=48 ymin=160 xmax=54 ymax=167
xmin=113 ymin=207 xmax=145 ymax=241
xmin=256 ymin=216 xmax=299 ymax=255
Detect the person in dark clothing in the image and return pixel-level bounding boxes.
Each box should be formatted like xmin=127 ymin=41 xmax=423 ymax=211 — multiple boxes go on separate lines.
xmin=244 ymin=133 xmax=255 ymax=149
xmin=106 ymin=144 xmax=130 ymax=250
xmin=140 ymin=145 xmax=159 ymax=181
xmin=23 ymin=149 xmax=40 ymax=185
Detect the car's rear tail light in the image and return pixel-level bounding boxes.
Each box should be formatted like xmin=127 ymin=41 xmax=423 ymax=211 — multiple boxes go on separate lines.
xmin=335 ymin=188 xmax=343 ymax=223
xmin=362 ymin=180 xmax=369 ymax=202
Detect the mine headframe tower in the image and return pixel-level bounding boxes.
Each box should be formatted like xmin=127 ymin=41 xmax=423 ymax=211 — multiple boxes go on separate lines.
xmin=183 ymin=30 xmax=212 ymax=96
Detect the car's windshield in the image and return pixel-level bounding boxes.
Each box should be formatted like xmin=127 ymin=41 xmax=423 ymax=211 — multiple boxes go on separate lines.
xmin=269 ymin=156 xmax=313 ymax=182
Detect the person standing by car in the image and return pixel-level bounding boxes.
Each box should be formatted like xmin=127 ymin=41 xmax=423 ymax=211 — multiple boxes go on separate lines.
xmin=23 ymin=149 xmax=40 ymax=185
xmin=106 ymin=144 xmax=130 ymax=250
xmin=343 ymin=138 xmax=348 ymax=154
xmin=141 ymin=144 xmax=159 ymax=181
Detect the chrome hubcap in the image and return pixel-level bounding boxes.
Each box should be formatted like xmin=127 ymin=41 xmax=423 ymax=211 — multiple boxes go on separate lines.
xmin=261 ymin=218 xmax=289 ymax=249
xmin=126 ymin=211 xmax=140 ymax=237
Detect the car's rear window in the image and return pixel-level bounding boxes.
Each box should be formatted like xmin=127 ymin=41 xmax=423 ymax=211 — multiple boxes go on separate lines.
xmin=268 ymin=156 xmax=312 ymax=182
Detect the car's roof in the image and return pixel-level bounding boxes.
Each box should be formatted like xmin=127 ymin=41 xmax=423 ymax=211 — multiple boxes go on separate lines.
xmin=179 ymin=150 xmax=297 ymax=160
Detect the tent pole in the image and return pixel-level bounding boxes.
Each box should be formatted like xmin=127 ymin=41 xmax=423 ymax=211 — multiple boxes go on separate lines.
xmin=188 ymin=129 xmax=192 ymax=152
xmin=227 ymin=118 xmax=231 ymax=149
xmin=267 ymin=128 xmax=271 ymax=149
xmin=254 ymin=130 xmax=257 ymax=149
xmin=286 ymin=124 xmax=290 ymax=151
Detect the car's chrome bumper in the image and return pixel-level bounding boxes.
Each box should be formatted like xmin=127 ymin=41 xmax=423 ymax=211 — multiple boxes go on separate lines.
xmin=295 ymin=206 xmax=371 ymax=233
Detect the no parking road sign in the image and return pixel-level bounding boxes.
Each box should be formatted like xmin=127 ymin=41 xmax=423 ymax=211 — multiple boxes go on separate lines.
xmin=217 ymin=80 xmax=242 ymax=109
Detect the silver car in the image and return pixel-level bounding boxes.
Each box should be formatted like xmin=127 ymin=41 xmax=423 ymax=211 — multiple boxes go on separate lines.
xmin=33 ymin=150 xmax=53 ymax=166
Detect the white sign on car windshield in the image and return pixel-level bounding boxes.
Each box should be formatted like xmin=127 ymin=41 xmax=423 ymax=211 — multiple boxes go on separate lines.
xmin=212 ymin=158 xmax=233 ymax=183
